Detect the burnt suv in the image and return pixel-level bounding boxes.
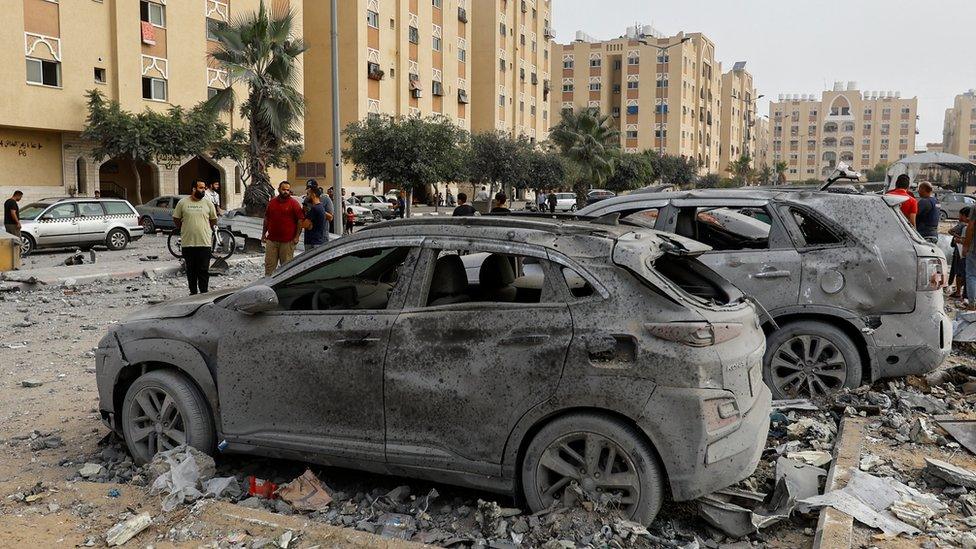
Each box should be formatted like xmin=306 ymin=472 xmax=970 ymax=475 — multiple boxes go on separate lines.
xmin=95 ymin=216 xmax=771 ymax=524
xmin=579 ymin=189 xmax=951 ymax=399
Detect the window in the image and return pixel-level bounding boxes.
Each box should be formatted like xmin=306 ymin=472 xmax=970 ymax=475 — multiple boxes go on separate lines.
xmin=408 ymin=26 xmax=419 ymax=44
xmin=207 ymin=18 xmax=225 ymax=41
xmin=627 ymin=80 xmax=639 ymax=90
xmin=589 ymin=81 xmax=601 ymax=92
xmin=626 ymin=105 xmax=638 ymax=115
xmin=628 ymin=56 xmax=639 ymax=66
xmin=433 ymin=36 xmax=442 ymax=51
xmin=366 ymin=10 xmax=379 ymax=28
xmin=590 ymin=58 xmax=601 ymax=68
xmin=140 ymin=1 xmax=166 ymax=27
xmin=103 ymin=202 xmax=135 ymax=216
xmin=424 ymin=251 xmax=556 ymax=306
xmin=499 ymin=94 xmax=505 ymax=107
xmin=626 ymin=129 xmax=638 ymax=139
xmin=688 ymin=207 xmax=771 ymax=251
xmin=612 ymin=59 xmax=622 ymax=70
xmin=207 ymin=87 xmax=220 ymax=99
xmin=45 ymin=203 xmax=78 ymax=220
xmin=275 ymin=247 xmax=416 ymax=311
xmin=78 ymin=202 xmax=105 ymax=217
xmin=563 ymin=58 xmax=574 ymax=69
xmin=562 ymin=82 xmax=573 ymax=92
xmin=562 ymin=267 xmax=594 ymax=298
xmin=27 ymin=58 xmax=61 ymax=87
xmin=499 ymin=22 xmax=507 ymax=36
xmin=432 ymin=0 xmax=442 ymax=7
xmin=458 ymin=39 xmax=467 ymax=62
xmin=790 ymin=208 xmax=841 ymax=247
xmin=142 ymin=77 xmax=167 ymax=101
xmin=94 ymin=67 xmax=107 ymax=84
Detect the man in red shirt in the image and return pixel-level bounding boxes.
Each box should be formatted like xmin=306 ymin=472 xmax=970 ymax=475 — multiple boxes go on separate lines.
xmin=262 ymin=181 xmax=305 ymax=276
xmin=886 ymin=174 xmax=918 ymax=226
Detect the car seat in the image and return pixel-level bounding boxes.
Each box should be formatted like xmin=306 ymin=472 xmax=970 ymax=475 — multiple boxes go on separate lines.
xmin=427 ymin=255 xmax=470 ymax=306
xmin=478 ymin=254 xmax=517 ymax=302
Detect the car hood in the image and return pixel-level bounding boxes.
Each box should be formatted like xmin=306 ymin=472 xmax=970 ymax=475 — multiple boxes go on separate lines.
xmin=124 ymin=288 xmax=238 ymax=321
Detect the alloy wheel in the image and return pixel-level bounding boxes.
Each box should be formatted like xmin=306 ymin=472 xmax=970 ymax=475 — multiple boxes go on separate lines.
xmin=535 ymin=432 xmax=641 ymax=514
xmin=110 ymin=230 xmax=128 ymax=249
xmin=769 ymin=335 xmax=848 ymax=398
xmin=126 ymin=386 xmax=187 ymax=457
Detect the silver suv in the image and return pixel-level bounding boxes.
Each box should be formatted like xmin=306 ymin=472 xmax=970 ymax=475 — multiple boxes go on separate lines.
xmin=18 ymin=197 xmax=144 ymax=255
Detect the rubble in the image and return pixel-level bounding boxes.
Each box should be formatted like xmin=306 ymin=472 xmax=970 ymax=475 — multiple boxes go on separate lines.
xmin=78 ymin=463 xmax=105 ymax=479
xmin=924 ymin=458 xmax=976 ymax=489
xmin=20 ymin=379 xmax=43 ymax=388
xmin=105 ymin=512 xmax=151 ymax=546
xmin=277 ymin=469 xmax=333 ymax=512
xmin=148 ymin=445 xmax=236 ymax=512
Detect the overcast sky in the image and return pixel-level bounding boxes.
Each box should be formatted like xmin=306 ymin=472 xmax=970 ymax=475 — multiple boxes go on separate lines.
xmin=552 ymin=0 xmax=976 ymax=146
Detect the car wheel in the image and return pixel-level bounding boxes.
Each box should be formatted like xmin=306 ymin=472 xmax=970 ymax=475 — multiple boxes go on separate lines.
xmin=372 ymin=210 xmax=383 ymax=223
xmin=141 ymin=216 xmax=156 ymax=234
xmin=521 ymin=413 xmax=665 ymax=525
xmin=570 ymin=204 xmax=578 ymax=212
xmin=763 ymin=320 xmax=863 ymax=400
xmin=121 ymin=370 xmax=215 ymax=464
xmin=106 ymin=228 xmax=130 ymax=251
xmin=940 ymin=210 xmax=949 ymax=221
xmin=20 ymin=234 xmax=35 ymax=257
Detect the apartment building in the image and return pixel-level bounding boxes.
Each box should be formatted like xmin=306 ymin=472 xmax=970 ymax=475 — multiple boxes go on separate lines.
xmin=0 ymin=0 xmax=298 ymax=205
xmin=552 ymin=27 xmax=723 ymax=174
xmin=943 ymin=90 xmax=976 ymax=163
xmin=718 ymin=62 xmax=760 ymax=174
xmin=470 ymin=0 xmax=553 ymax=141
xmin=768 ymin=82 xmax=918 ymax=182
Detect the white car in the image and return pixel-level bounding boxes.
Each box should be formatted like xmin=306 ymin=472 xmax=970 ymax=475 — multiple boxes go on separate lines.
xmin=349 ymin=194 xmax=396 ymax=222
xmin=18 ymin=197 xmax=144 ymax=255
xmin=342 ymin=200 xmax=374 ymax=225
xmin=552 ymin=192 xmax=579 ymax=212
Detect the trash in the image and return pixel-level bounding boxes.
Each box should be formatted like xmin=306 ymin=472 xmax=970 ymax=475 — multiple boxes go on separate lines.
xmin=771 ymin=399 xmax=820 ymax=411
xmin=277 ymin=469 xmax=333 ymax=512
xmin=786 ymin=417 xmax=836 ymax=441
xmin=378 ymin=513 xmax=417 ymax=540
xmin=786 ymin=450 xmax=832 ymax=467
xmin=209 ymin=256 xmax=230 ymax=275
xmin=78 ymin=463 xmax=105 ymax=479
xmin=697 ymin=479 xmax=794 ymax=538
xmin=923 ymin=458 xmax=976 ymax=489
xmin=776 ymin=457 xmax=826 ymax=500
xmin=909 ymin=417 xmax=938 ymax=445
xmin=385 ymin=485 xmax=411 ymax=503
xmin=21 ymin=379 xmax=43 ymax=388
xmin=107 ymin=488 xmax=120 ymax=498
xmin=897 ymin=391 xmax=949 ymax=415
xmin=105 ymin=513 xmax=151 ymax=546
xmin=148 ymin=445 xmax=218 ymax=512
xmin=275 ymin=530 xmax=296 ymax=548
xmin=247 ymin=476 xmax=278 ymax=499
xmin=936 ymin=417 xmax=976 ymax=455
xmin=202 ymin=476 xmax=241 ymax=499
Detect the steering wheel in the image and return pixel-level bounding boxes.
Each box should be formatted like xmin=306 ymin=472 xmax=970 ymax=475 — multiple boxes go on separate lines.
xmin=311 ymin=288 xmax=337 ymax=311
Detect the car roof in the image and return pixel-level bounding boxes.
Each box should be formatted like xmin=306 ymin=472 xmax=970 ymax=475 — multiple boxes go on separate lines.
xmin=363 ymin=213 xmax=641 ymax=239
xmin=585 ymin=187 xmax=877 ymax=209
xmin=39 ymin=197 xmax=131 ymax=203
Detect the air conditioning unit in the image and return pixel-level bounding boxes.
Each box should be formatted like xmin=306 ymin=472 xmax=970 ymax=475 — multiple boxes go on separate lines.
xmin=457 ymin=6 xmax=468 ymax=23
xmin=458 ymin=89 xmax=469 ymax=104
xmin=411 ymin=88 xmax=423 ymax=99
xmin=520 ymin=0 xmax=527 ymax=13
xmin=544 ymin=27 xmax=555 ymax=40
xmin=432 ymin=81 xmax=444 ymax=96
xmin=367 ymin=62 xmax=384 ymax=81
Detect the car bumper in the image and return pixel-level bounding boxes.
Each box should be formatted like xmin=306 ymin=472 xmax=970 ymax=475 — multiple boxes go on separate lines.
xmin=865 ymin=291 xmax=951 ymax=380
xmin=638 ymin=384 xmax=771 ymax=501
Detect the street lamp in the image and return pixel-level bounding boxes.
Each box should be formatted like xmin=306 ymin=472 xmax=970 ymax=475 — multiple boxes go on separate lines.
xmin=638 ymin=35 xmax=691 ymax=156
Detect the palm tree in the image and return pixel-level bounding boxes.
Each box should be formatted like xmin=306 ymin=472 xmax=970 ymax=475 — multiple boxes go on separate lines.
xmin=758 ymin=164 xmax=773 ymax=185
xmin=207 ymin=1 xmax=307 ymax=216
xmin=549 ymin=108 xmax=620 ymax=207
xmin=774 ymin=161 xmax=789 ymax=185
xmin=728 ymin=155 xmax=753 ymax=185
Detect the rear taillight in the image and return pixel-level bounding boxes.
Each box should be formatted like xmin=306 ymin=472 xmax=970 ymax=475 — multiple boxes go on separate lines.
xmin=645 ymin=322 xmax=743 ymax=347
xmin=917 ymin=257 xmax=947 ymax=291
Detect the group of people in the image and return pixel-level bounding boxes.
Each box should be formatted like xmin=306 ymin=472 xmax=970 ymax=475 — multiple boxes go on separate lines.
xmin=451 ymin=190 xmax=512 ymax=216
xmin=534 ymin=189 xmax=562 ymax=213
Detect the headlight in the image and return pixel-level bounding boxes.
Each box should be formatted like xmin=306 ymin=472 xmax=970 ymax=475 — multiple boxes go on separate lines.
xmin=645 ymin=322 xmax=743 ymax=347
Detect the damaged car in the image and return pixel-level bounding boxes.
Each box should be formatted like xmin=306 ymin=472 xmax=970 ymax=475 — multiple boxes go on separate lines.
xmin=95 ymin=216 xmax=771 ymax=524
xmin=579 ymin=189 xmax=951 ymax=400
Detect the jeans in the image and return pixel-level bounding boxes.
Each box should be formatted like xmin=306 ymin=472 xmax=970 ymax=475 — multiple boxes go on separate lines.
xmin=183 ymin=246 xmax=211 ymax=295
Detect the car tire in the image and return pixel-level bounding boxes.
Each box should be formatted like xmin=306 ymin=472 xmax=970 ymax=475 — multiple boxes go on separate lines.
xmin=372 ymin=210 xmax=383 ymax=223
xmin=106 ymin=228 xmax=130 ymax=251
xmin=20 ymin=234 xmax=35 ymax=257
xmin=763 ymin=320 xmax=863 ymax=400
xmin=570 ymin=204 xmax=578 ymax=212
xmin=121 ymin=369 xmax=215 ymax=464
xmin=141 ymin=216 xmax=156 ymax=234
xmin=521 ymin=413 xmax=665 ymax=525
xmin=940 ymin=210 xmax=949 ymax=221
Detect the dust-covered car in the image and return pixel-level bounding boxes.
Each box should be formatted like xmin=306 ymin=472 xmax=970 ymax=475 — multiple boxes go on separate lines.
xmin=580 ymin=189 xmax=951 ymax=399
xmin=95 ymin=216 xmax=770 ymax=525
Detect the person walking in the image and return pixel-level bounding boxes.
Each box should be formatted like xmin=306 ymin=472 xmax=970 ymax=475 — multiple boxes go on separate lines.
xmin=915 ymin=182 xmax=940 ymax=243
xmin=396 ymin=191 xmax=406 ymax=218
xmin=886 ymin=174 xmax=918 ymax=225
xmin=950 ymin=206 xmax=971 ymax=299
xmin=536 ymin=189 xmax=547 ymax=212
xmin=262 ymin=181 xmax=304 ymax=276
xmin=172 ymin=180 xmax=218 ymax=295
xmin=303 ymin=186 xmax=330 ymax=251
xmin=4 ymin=190 xmax=23 ymax=238
xmin=452 ymin=192 xmax=477 ymax=216
xmin=446 ymin=189 xmax=455 ymax=207
xmin=546 ymin=190 xmax=558 ymax=213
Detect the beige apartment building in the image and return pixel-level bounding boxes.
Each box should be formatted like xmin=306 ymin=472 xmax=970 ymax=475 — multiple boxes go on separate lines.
xmin=769 ymin=82 xmax=918 ymax=182
xmin=0 ymin=0 xmax=299 ymax=205
xmin=718 ymin=62 xmax=761 ymax=174
xmin=943 ymin=90 xmax=976 ymax=163
xmin=753 ymin=116 xmax=770 ymax=173
xmin=553 ymin=27 xmax=723 ymax=174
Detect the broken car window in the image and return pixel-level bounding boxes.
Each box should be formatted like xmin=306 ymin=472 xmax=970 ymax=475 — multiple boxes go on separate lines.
xmin=274 ymin=247 xmax=414 ymax=311
xmin=562 ymin=267 xmax=595 ymax=298
xmin=425 ymin=251 xmax=552 ymax=305
xmin=619 ymin=208 xmax=660 ymax=229
xmin=790 ymin=208 xmax=842 ymax=247
xmin=691 ymin=207 xmax=771 ymax=251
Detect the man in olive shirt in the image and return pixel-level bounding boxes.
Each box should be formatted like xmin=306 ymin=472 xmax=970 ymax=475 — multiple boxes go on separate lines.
xmin=173 ymin=180 xmax=218 ymax=295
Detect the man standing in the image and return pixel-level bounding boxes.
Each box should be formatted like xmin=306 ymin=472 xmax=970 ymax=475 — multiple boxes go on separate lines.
xmin=950 ymin=206 xmax=971 ymax=299
xmin=536 ymin=189 xmax=547 ymax=212
xmin=205 ymin=181 xmax=224 ymax=215
xmin=490 ymin=192 xmax=511 ymax=214
xmin=93 ymin=190 xmax=101 ymax=199
xmin=886 ymin=174 xmax=918 ymax=225
xmin=172 ymin=181 xmax=218 ymax=295
xmin=475 ymin=186 xmax=489 ymax=202
xmin=546 ymin=191 xmax=558 ymax=214
xmin=304 ymin=186 xmax=331 ymax=250
xmin=4 ymin=190 xmax=23 ymax=238
xmin=452 ymin=192 xmax=477 ymax=216
xmin=915 ymin=182 xmax=939 ymax=243
xmin=263 ymin=181 xmax=304 ymax=276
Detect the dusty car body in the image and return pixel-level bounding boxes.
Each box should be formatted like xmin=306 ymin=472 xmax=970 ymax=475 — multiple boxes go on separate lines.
xmin=579 ymin=189 xmax=951 ymax=399
xmin=95 ymin=216 xmax=770 ymax=524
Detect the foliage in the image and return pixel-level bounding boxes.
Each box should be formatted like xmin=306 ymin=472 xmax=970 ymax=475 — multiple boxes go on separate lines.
xmin=207 ymin=0 xmax=306 ymax=216
xmin=864 ymin=162 xmax=890 ymax=182
xmin=344 ymin=115 xmax=467 ymax=215
xmin=468 ymin=132 xmax=533 ymax=193
xmin=523 ymin=148 xmax=568 ymax=191
xmin=757 ymin=164 xmax=773 ymax=186
xmin=696 ymin=173 xmax=722 ymax=189
xmin=774 ymin=161 xmax=789 ymax=184
xmin=550 ymin=108 xmax=620 ymax=205
xmin=644 ymin=150 xmax=699 ymax=189
xmin=605 ymin=152 xmax=654 ymax=193
xmin=728 ymin=155 xmax=754 ymax=184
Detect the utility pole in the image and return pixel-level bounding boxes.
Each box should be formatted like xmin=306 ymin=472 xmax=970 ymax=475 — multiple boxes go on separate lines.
xmin=330 ymin=0 xmax=343 ymax=234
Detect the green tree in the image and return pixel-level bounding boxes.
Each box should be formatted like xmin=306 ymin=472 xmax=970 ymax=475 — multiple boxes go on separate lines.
xmin=344 ymin=115 xmax=467 ymax=217
xmin=758 ymin=164 xmax=773 ymax=186
xmin=520 ymin=148 xmax=567 ymax=193
xmin=774 ymin=161 xmax=789 ymax=184
xmin=207 ymin=0 xmax=306 ymax=216
xmin=550 ymin=108 xmax=620 ymax=206
xmin=697 ymin=173 xmax=722 ymax=189
xmin=468 ymin=132 xmax=532 ymax=198
xmin=645 ymin=150 xmax=699 ymax=188
xmin=864 ymin=162 xmax=890 ymax=182
xmin=81 ymin=90 xmax=242 ymax=205
xmin=605 ymin=152 xmax=654 ymax=193
xmin=728 ymin=155 xmax=754 ymax=185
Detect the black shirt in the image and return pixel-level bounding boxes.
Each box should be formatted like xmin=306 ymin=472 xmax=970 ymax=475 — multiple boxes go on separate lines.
xmin=452 ymin=204 xmax=477 ymax=217
xmin=916 ymin=196 xmax=940 ymax=237
xmin=489 ymin=207 xmax=511 ymax=214
xmin=3 ymin=199 xmax=18 ymax=225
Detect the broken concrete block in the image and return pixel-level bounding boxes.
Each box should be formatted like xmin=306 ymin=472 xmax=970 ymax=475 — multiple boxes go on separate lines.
xmin=20 ymin=379 xmax=42 ymax=388
xmin=924 ymin=458 xmax=976 ymax=489
xmin=786 ymin=450 xmax=832 ymax=467
xmin=910 ymin=417 xmax=938 ymax=445
xmin=78 ymin=463 xmax=105 ymax=479
xmin=105 ymin=512 xmax=151 ymax=546
xmin=890 ymin=499 xmax=935 ymax=530
xmin=859 ymin=453 xmax=884 ymax=472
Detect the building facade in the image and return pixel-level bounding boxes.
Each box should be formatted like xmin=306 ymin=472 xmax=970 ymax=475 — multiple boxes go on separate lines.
xmin=768 ymin=83 xmax=918 ymax=182
xmin=552 ymin=27 xmax=723 ymax=174
xmin=718 ymin=62 xmax=760 ymax=175
xmin=0 ymin=0 xmax=299 ymax=205
xmin=943 ymin=90 xmax=976 ymax=163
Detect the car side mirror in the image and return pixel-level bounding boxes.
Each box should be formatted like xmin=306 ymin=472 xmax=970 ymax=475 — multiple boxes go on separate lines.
xmin=224 ymin=285 xmax=279 ymax=315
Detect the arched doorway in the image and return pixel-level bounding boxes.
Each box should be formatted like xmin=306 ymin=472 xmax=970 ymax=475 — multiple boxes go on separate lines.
xmin=76 ymin=158 xmax=88 ymax=195
xmin=98 ymin=157 xmax=158 ymax=204
xmin=178 ymin=156 xmax=223 ymax=198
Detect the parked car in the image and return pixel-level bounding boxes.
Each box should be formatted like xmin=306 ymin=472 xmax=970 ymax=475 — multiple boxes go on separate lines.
xmin=551 ymin=192 xmax=579 ymax=212
xmin=579 ymin=189 xmax=951 ymax=399
xmin=136 ymin=195 xmax=188 ymax=234
xmin=18 ymin=197 xmax=144 ymax=255
xmin=96 ymin=215 xmax=771 ymax=525
xmin=349 ymin=194 xmax=397 ymax=222
xmin=585 ymin=189 xmax=616 ymax=206
xmin=341 ymin=200 xmax=375 ymax=225
xmin=939 ymin=193 xmax=976 ymax=220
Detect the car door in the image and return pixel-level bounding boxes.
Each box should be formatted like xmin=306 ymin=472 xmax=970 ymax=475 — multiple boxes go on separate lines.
xmin=76 ymin=201 xmax=109 ymax=243
xmin=666 ymin=199 xmax=802 ymax=314
xmin=34 ymin=203 xmax=79 ymax=246
xmin=151 ymin=197 xmax=172 ymax=229
xmin=215 ymin=238 xmax=424 ymax=461
xmin=383 ymin=240 xmax=573 ymax=476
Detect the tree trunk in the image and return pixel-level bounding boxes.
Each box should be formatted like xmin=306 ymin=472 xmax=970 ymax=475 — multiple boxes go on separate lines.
xmin=129 ymin=155 xmax=143 ymax=206
xmin=242 ymin=91 xmax=274 ymax=217
xmin=406 ymin=188 xmax=413 ymax=218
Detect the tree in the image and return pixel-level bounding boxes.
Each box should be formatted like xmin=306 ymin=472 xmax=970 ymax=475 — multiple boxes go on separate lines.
xmin=207 ymin=0 xmax=306 ymax=216
xmin=697 ymin=173 xmax=722 ymax=189
xmin=605 ymin=152 xmax=654 ymax=193
xmin=644 ymin=151 xmax=698 ymax=188
xmin=728 ymin=155 xmax=754 ymax=185
xmin=774 ymin=161 xmax=789 ymax=184
xmin=81 ymin=90 xmax=243 ymax=205
xmin=758 ymin=164 xmax=773 ymax=186
xmin=550 ymin=108 xmax=620 ymax=206
xmin=520 ymin=148 xmax=567 ymax=193
xmin=344 ymin=115 xmax=467 ymax=217
xmin=468 ymin=132 xmax=532 ymax=198
xmin=864 ymin=162 xmax=890 ymax=182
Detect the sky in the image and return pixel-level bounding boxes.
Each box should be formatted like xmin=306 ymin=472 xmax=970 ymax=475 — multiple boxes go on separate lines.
xmin=552 ymin=0 xmax=976 ymax=146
